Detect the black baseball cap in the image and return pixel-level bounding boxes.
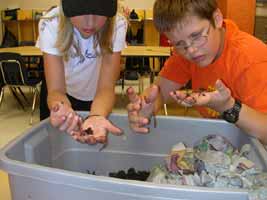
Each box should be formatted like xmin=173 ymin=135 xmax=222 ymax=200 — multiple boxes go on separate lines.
xmin=62 ymin=0 xmax=117 ymax=17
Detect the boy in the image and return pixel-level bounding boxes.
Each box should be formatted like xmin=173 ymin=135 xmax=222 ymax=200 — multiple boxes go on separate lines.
xmin=127 ymin=0 xmax=267 ymax=144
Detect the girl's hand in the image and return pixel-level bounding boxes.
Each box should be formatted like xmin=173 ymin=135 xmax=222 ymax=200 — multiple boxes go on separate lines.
xmin=50 ymin=101 xmax=81 ymax=134
xmin=71 ymin=115 xmax=123 ymax=144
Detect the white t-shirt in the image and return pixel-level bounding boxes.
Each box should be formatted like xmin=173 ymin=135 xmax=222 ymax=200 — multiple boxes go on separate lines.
xmin=36 ymin=7 xmax=127 ymax=101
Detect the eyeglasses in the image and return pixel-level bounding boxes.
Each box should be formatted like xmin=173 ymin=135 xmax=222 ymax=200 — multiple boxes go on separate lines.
xmin=175 ymin=23 xmax=211 ymax=52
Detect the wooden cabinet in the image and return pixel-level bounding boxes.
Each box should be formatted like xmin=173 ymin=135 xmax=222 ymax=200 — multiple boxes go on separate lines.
xmin=254 ymin=16 xmax=267 ymax=43
xmin=218 ymin=0 xmax=256 ymax=34
xmin=127 ymin=9 xmax=160 ymax=46
xmin=144 ymin=9 xmax=160 ymax=46
xmin=1 ymin=9 xmax=43 ymax=45
xmin=255 ymin=3 xmax=267 ymax=43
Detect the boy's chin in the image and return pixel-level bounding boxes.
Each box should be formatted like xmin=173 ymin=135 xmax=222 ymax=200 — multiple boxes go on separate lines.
xmin=194 ymin=56 xmax=214 ymax=67
xmin=193 ymin=59 xmax=210 ymax=67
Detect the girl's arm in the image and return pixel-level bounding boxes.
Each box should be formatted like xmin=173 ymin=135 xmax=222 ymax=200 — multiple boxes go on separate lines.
xmin=89 ymin=52 xmax=121 ymax=117
xmin=43 ymin=53 xmax=71 ymax=109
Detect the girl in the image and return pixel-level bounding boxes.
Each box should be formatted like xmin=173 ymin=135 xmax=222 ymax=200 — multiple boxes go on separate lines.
xmin=37 ymin=0 xmax=127 ymax=144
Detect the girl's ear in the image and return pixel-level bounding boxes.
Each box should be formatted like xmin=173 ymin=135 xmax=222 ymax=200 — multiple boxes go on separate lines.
xmin=213 ymin=8 xmax=223 ymax=28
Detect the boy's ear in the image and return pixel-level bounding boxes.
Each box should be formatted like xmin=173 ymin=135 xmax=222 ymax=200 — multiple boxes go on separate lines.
xmin=213 ymin=8 xmax=223 ymax=28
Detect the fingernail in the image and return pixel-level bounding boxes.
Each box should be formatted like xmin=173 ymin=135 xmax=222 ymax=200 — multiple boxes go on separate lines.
xmin=62 ymin=116 xmax=66 ymax=121
xmin=68 ymin=113 xmax=73 ymax=118
xmin=52 ymin=104 xmax=59 ymax=112
xmin=126 ymin=87 xmax=132 ymax=94
xmin=144 ymin=96 xmax=150 ymax=104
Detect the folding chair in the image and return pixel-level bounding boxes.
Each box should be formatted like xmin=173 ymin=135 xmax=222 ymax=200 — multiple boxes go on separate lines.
xmin=0 ymin=52 xmax=42 ymax=124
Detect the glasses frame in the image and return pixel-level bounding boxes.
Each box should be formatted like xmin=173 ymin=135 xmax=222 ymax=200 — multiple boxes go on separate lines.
xmin=175 ymin=22 xmax=211 ymax=52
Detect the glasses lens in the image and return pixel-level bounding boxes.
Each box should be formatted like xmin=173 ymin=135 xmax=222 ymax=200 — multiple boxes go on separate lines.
xmin=192 ymin=36 xmax=207 ymax=48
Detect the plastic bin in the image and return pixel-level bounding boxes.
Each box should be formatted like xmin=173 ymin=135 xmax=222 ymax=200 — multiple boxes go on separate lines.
xmin=0 ymin=113 xmax=267 ymax=200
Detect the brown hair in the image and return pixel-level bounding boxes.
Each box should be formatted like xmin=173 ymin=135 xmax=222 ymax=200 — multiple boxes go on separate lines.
xmin=153 ymin=0 xmax=218 ymax=33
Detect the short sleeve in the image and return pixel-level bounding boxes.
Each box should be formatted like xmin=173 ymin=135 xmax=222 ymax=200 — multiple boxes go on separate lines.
xmin=234 ymin=62 xmax=267 ymax=112
xmin=112 ymin=15 xmax=127 ymax=52
xmin=35 ymin=9 xmax=62 ymax=56
xmin=159 ymin=52 xmax=192 ymax=85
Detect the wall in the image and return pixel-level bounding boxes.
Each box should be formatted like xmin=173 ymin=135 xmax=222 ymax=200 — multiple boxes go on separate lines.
xmin=1 ymin=0 xmax=59 ymax=9
xmin=0 ymin=0 xmax=256 ymax=42
xmin=125 ymin=0 xmax=155 ymax=9
xmin=0 ymin=0 xmax=156 ymax=43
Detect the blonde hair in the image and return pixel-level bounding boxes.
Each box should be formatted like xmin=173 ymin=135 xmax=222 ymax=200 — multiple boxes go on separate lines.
xmin=55 ymin=2 xmax=116 ymax=61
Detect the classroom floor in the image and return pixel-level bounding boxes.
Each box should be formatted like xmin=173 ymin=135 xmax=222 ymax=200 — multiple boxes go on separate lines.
xmin=0 ymin=78 xmax=201 ymax=200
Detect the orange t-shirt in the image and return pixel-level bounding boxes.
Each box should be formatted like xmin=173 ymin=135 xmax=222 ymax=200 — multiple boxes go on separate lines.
xmin=160 ymin=19 xmax=267 ymax=118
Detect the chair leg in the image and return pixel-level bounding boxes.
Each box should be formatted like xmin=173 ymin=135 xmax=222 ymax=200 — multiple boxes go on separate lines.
xmin=30 ymin=87 xmax=38 ymax=125
xmin=121 ymin=74 xmax=125 ymax=95
xmin=183 ymin=107 xmax=189 ymax=116
xmin=138 ymin=75 xmax=144 ymax=94
xmin=163 ymin=103 xmax=168 ymax=116
xmin=17 ymin=87 xmax=30 ymax=105
xmin=9 ymin=87 xmax=25 ymax=110
xmin=0 ymin=87 xmax=4 ymax=108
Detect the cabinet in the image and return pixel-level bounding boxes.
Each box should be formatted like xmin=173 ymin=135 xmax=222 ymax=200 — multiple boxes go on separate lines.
xmin=127 ymin=9 xmax=160 ymax=46
xmin=125 ymin=9 xmax=162 ymax=74
xmin=1 ymin=9 xmax=43 ymax=45
xmin=255 ymin=16 xmax=267 ymax=43
xmin=218 ymin=0 xmax=256 ymax=34
xmin=255 ymin=3 xmax=267 ymax=43
xmin=143 ymin=9 xmax=160 ymax=46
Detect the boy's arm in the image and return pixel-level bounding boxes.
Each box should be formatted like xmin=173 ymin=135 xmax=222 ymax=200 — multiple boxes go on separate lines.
xmin=235 ymin=103 xmax=267 ymax=145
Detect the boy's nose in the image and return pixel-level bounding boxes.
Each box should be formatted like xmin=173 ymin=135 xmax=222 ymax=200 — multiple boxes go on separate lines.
xmin=186 ymin=46 xmax=198 ymax=54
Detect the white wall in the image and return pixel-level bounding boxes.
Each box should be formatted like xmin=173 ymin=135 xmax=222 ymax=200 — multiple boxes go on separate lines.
xmin=2 ymin=0 xmax=60 ymax=9
xmin=125 ymin=0 xmax=155 ymax=9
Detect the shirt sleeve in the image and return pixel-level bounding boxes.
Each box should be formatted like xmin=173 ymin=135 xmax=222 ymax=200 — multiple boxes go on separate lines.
xmin=234 ymin=61 xmax=267 ymax=112
xmin=36 ymin=17 xmax=62 ymax=56
xmin=112 ymin=15 xmax=128 ymax=52
xmin=159 ymin=52 xmax=192 ymax=85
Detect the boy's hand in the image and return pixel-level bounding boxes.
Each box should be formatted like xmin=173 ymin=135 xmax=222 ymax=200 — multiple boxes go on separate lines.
xmin=170 ymin=80 xmax=234 ymax=113
xmin=126 ymin=85 xmax=159 ymax=133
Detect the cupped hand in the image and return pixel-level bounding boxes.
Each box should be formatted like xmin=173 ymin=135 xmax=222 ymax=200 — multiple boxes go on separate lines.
xmin=71 ymin=115 xmax=123 ymax=144
xmin=169 ymin=80 xmax=234 ymax=113
xmin=126 ymin=85 xmax=159 ymax=133
xmin=50 ymin=101 xmax=81 ymax=134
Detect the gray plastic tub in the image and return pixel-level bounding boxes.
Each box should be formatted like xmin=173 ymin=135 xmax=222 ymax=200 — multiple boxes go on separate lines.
xmin=0 ymin=113 xmax=267 ymax=200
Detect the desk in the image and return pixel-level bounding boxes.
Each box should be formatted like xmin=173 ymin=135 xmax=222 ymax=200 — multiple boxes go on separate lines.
xmin=0 ymin=45 xmax=172 ymax=77
xmin=0 ymin=45 xmax=171 ymax=57
xmin=122 ymin=46 xmax=171 ymax=82
xmin=0 ymin=45 xmax=171 ymax=82
xmin=0 ymin=46 xmax=42 ymax=56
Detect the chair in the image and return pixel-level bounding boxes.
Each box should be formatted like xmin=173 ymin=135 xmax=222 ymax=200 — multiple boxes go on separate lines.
xmin=0 ymin=52 xmax=42 ymax=124
xmin=0 ymin=70 xmax=4 ymax=107
xmin=120 ymin=56 xmax=147 ymax=94
xmin=19 ymin=41 xmax=44 ymax=79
